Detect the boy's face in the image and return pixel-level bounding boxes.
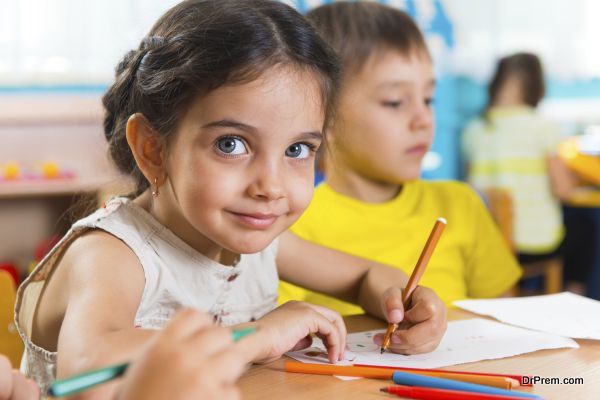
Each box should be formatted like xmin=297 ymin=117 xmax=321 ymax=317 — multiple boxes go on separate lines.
xmin=330 ymin=51 xmax=435 ymax=183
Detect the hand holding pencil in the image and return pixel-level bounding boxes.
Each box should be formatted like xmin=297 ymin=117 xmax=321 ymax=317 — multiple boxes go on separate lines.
xmin=47 ymin=309 xmax=256 ymax=400
xmin=375 ymin=218 xmax=447 ymax=354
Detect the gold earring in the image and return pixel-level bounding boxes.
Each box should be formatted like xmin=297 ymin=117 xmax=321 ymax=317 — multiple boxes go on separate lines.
xmin=152 ymin=177 xmax=160 ymax=197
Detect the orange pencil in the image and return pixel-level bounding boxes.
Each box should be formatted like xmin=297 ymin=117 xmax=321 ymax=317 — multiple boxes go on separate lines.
xmin=381 ymin=217 xmax=446 ymax=354
xmin=283 ymin=362 xmax=514 ymax=389
xmin=354 ymin=364 xmax=526 ymax=387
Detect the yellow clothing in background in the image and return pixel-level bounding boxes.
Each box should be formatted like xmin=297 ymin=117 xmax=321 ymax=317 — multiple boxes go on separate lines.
xmin=279 ymin=181 xmax=521 ymax=314
xmin=462 ymin=106 xmax=564 ymax=254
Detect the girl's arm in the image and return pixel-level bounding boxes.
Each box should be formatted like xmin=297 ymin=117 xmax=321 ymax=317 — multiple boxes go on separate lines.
xmin=55 ymin=232 xmax=158 ymax=400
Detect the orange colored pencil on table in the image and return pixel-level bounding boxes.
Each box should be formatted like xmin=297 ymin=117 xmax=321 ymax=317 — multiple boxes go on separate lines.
xmin=381 ymin=217 xmax=447 ymax=354
xmin=283 ymin=362 xmax=515 ymax=389
xmin=354 ymin=364 xmax=527 ymax=387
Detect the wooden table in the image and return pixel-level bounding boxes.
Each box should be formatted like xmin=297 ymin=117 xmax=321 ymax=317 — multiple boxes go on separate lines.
xmin=239 ymin=309 xmax=600 ymax=400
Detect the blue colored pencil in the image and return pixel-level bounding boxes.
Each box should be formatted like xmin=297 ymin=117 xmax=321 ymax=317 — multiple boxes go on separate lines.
xmin=392 ymin=371 xmax=542 ymax=399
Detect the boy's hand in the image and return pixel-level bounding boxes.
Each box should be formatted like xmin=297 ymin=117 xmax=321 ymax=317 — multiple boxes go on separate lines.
xmin=248 ymin=301 xmax=346 ymax=364
xmin=374 ymin=286 xmax=447 ymax=354
xmin=0 ymin=355 xmax=40 ymax=400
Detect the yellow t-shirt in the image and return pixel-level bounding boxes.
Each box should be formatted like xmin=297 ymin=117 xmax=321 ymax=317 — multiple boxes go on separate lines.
xmin=279 ymin=180 xmax=522 ymax=314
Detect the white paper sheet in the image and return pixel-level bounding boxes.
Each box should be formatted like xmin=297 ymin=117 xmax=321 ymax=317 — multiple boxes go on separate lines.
xmin=454 ymin=292 xmax=600 ymax=340
xmin=287 ymin=318 xmax=578 ymax=369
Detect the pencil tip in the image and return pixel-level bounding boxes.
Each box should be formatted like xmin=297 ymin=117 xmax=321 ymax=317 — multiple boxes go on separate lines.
xmin=380 ymin=388 xmax=388 ymax=393
xmin=380 ymin=348 xmax=385 ymax=354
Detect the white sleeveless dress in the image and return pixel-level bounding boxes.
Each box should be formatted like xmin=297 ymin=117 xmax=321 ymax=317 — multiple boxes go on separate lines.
xmin=14 ymin=197 xmax=279 ymax=396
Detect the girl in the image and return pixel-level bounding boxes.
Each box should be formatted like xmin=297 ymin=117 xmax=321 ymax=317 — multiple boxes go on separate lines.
xmin=15 ymin=1 xmax=446 ymax=397
xmin=279 ymin=2 xmax=522 ymax=312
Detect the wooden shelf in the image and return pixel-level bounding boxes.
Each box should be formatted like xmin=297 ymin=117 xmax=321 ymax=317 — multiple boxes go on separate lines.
xmin=0 ymin=175 xmax=131 ymax=199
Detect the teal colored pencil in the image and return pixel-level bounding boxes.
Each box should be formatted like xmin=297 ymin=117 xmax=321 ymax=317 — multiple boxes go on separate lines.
xmin=47 ymin=326 xmax=256 ymax=397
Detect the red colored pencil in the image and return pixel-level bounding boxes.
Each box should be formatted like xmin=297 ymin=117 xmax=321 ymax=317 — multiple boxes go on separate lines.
xmin=381 ymin=385 xmax=535 ymax=400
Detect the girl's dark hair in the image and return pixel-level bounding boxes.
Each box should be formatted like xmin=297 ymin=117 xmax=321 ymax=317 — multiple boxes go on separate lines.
xmin=485 ymin=52 xmax=545 ymax=116
xmin=305 ymin=2 xmax=429 ymax=77
xmin=103 ymin=0 xmax=339 ymax=195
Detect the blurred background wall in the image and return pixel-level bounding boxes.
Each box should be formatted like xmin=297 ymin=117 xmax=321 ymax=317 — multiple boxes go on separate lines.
xmin=2 ymin=0 xmax=600 ymax=179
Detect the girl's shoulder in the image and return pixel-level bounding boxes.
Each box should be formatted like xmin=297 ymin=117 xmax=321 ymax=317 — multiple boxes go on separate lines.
xmin=57 ymin=227 xmax=146 ymax=308
xmin=22 ymin=219 xmax=145 ymax=354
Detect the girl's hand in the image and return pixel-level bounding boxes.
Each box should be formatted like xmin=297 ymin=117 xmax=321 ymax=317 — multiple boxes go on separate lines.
xmin=0 ymin=355 xmax=40 ymax=400
xmin=118 ymin=309 xmax=252 ymax=400
xmin=248 ymin=301 xmax=346 ymax=364
xmin=373 ymin=286 xmax=447 ymax=354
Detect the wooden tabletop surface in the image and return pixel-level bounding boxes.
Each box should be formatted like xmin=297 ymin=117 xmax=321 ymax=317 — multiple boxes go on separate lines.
xmin=239 ymin=308 xmax=600 ymax=400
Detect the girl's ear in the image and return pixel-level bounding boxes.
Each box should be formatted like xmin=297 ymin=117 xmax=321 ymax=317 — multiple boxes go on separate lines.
xmin=126 ymin=113 xmax=167 ymax=185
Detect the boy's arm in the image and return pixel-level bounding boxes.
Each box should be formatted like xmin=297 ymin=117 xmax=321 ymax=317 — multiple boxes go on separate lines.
xmin=276 ymin=231 xmax=408 ymax=320
xmin=56 ymin=232 xmax=157 ymax=400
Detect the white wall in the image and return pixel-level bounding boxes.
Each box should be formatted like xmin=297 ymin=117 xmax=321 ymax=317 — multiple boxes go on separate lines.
xmin=2 ymin=0 xmax=600 ymax=86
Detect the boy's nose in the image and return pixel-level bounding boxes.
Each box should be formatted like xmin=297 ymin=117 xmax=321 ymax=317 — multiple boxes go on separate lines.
xmin=410 ymin=103 xmax=433 ymax=132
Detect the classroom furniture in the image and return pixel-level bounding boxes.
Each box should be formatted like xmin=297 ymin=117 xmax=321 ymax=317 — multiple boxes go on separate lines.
xmin=482 ymin=188 xmax=563 ymax=295
xmin=239 ymin=309 xmax=600 ymax=399
xmin=564 ymin=206 xmax=600 ymax=301
xmin=0 ymin=94 xmax=131 ymax=278
xmin=0 ymin=270 xmax=24 ymax=367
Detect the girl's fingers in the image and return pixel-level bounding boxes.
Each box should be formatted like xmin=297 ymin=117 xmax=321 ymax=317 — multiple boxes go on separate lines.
xmin=308 ymin=312 xmax=342 ymax=364
xmin=162 ymin=308 xmax=215 ymax=341
xmin=305 ymin=304 xmax=347 ymax=360
xmin=381 ymin=287 xmax=405 ymax=324
xmin=289 ymin=335 xmax=313 ymax=352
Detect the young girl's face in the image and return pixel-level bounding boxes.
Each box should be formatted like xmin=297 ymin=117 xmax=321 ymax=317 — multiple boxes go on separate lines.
xmin=161 ymin=66 xmax=324 ymax=258
xmin=331 ymin=50 xmax=435 ymax=183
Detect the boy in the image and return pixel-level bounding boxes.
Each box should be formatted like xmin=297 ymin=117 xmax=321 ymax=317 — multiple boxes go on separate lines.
xmin=280 ymin=2 xmax=521 ymax=313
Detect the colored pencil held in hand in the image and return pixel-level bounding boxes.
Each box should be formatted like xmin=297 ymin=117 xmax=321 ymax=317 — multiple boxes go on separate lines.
xmin=381 ymin=217 xmax=447 ymax=354
xmin=47 ymin=327 xmax=257 ymax=398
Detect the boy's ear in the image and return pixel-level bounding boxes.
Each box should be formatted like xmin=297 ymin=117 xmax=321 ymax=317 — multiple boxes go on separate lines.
xmin=125 ymin=113 xmax=166 ymax=184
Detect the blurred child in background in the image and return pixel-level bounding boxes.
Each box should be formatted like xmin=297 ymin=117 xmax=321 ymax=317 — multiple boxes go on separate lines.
xmin=462 ymin=53 xmax=566 ymax=266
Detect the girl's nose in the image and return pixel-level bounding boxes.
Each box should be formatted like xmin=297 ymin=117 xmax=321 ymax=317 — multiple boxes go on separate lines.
xmin=247 ymin=164 xmax=286 ymax=201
